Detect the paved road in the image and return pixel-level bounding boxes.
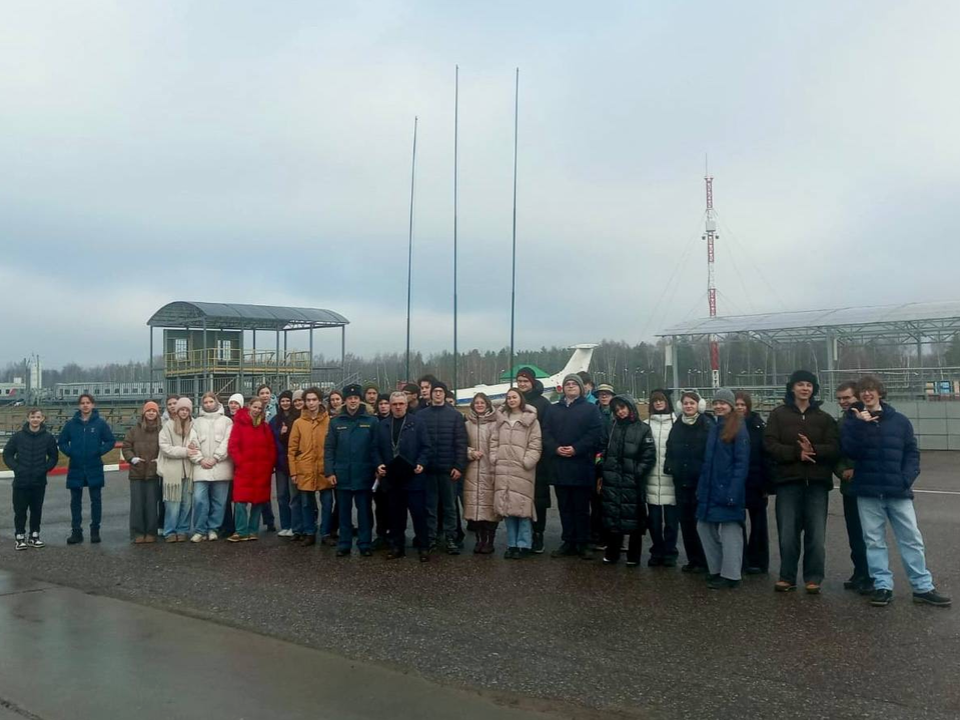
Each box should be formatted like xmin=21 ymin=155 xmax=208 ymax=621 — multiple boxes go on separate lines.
xmin=1 ymin=453 xmax=959 ymax=719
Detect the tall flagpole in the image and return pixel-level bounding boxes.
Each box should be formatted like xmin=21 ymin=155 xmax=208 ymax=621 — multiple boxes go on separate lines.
xmin=509 ymin=68 xmax=519 ymax=381
xmin=453 ymin=66 xmax=460 ymax=395
xmin=405 ymin=116 xmax=418 ymax=381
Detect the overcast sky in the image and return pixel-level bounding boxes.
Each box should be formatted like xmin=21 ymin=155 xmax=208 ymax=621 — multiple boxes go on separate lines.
xmin=3 ymin=1 xmax=959 ymax=367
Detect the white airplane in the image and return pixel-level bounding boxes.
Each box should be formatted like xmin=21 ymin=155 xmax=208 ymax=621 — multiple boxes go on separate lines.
xmin=454 ymin=344 xmax=598 ymax=406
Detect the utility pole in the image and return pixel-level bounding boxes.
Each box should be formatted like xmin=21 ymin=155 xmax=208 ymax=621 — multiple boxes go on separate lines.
xmin=703 ymin=160 xmax=721 ymax=389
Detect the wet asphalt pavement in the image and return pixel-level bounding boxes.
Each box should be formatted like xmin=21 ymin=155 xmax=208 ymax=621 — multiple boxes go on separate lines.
xmin=1 ymin=454 xmax=959 ymax=719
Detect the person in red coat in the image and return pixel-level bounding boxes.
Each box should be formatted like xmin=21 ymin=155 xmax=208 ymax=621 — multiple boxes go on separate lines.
xmin=227 ymin=398 xmax=276 ymax=542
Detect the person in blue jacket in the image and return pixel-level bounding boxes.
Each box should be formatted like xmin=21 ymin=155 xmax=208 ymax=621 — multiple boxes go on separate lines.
xmin=325 ymin=384 xmax=379 ymax=557
xmin=58 ymin=394 xmax=116 ymax=545
xmin=696 ymin=389 xmax=749 ymax=589
xmin=841 ymin=376 xmax=950 ymax=608
xmin=545 ymin=373 xmax=604 ymax=559
xmin=374 ymin=391 xmax=432 ymax=561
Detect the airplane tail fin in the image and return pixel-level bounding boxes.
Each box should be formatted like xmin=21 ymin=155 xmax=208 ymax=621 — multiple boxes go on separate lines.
xmin=556 ymin=344 xmax=598 ymax=379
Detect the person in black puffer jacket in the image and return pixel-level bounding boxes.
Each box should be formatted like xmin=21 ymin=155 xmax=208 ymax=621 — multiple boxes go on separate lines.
xmin=544 ymin=373 xmax=604 ymax=559
xmin=600 ymin=395 xmax=655 ymax=565
xmin=735 ymin=392 xmax=773 ymax=574
xmin=3 ymin=409 xmax=60 ymax=549
xmin=664 ymin=390 xmax=712 ymax=572
xmin=417 ymin=382 xmax=468 ymax=553
xmin=516 ymin=368 xmax=555 ymax=554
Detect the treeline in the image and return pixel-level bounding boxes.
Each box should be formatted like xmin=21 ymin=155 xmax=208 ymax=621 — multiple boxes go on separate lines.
xmin=3 ymin=335 xmax=951 ymax=395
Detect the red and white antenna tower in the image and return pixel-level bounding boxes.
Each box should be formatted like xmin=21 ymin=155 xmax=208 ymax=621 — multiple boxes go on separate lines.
xmin=703 ymin=161 xmax=720 ymax=388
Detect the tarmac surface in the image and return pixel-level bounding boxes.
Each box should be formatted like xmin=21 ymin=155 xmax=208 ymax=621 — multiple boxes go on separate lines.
xmin=1 ymin=453 xmax=959 ymax=719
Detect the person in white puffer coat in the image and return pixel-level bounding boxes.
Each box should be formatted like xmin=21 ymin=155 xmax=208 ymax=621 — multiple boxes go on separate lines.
xmin=646 ymin=389 xmax=679 ymax=566
xmin=190 ymin=391 xmax=234 ymax=542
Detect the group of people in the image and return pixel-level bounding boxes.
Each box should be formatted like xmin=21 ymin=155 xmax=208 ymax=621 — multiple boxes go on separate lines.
xmin=2 ymin=368 xmax=950 ymax=607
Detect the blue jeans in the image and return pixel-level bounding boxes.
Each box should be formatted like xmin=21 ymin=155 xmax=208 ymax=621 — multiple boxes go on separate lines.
xmin=70 ymin=486 xmax=102 ymax=532
xmin=319 ymin=488 xmax=334 ymax=537
xmin=504 ymin=516 xmax=533 ymax=549
xmin=337 ymin=489 xmax=373 ymax=550
xmin=274 ymin=470 xmax=292 ymax=531
xmin=192 ymin=481 xmax=229 ymax=535
xmin=163 ymin=496 xmax=193 ymax=537
xmin=858 ymin=496 xmax=934 ymax=593
xmin=288 ymin=480 xmax=304 ymax=534
xmin=233 ymin=502 xmax=262 ymax=537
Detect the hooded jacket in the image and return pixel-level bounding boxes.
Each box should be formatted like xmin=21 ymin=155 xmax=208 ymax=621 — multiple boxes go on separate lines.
xmin=544 ymin=394 xmax=604 ymax=487
xmin=697 ymin=416 xmax=750 ymax=524
xmin=664 ymin=412 xmax=713 ymax=491
xmin=323 ymin=405 xmax=379 ymax=492
xmin=121 ymin=415 xmax=161 ymax=481
xmin=841 ymin=401 xmax=919 ymax=500
xmin=417 ymin=402 xmax=468 ymax=474
xmin=464 ymin=406 xmax=500 ymax=523
xmin=493 ymin=404 xmax=542 ymax=520
xmin=287 ymin=407 xmax=332 ymax=492
xmin=3 ymin=422 xmax=59 ymax=489
xmin=58 ymin=409 xmax=116 ymax=489
xmin=192 ymin=404 xmax=234 ymax=482
xmin=763 ymin=392 xmax=839 ymax=489
xmin=645 ymin=410 xmax=676 ymax=505
xmin=521 ymin=379 xmax=555 ymax=506
xmin=270 ymin=407 xmax=298 ymax=475
xmin=600 ymin=395 xmax=655 ymax=534
xmin=228 ymin=407 xmax=277 ymax=504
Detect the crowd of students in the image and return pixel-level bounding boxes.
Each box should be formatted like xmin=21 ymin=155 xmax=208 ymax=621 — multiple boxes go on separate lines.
xmin=1 ymin=369 xmax=950 ymax=608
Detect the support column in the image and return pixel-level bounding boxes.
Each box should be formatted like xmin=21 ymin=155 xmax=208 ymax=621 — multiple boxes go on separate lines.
xmin=825 ymin=333 xmax=837 ymax=396
xmin=149 ymin=327 xmax=154 ymax=400
xmin=309 ymin=328 xmax=315 ymax=384
xmin=238 ymin=329 xmax=245 ymax=399
xmin=341 ymin=326 xmax=346 ymax=385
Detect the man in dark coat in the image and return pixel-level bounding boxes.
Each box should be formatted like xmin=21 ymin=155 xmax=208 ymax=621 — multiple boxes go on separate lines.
xmin=3 ymin=408 xmax=59 ymax=549
xmin=58 ymin=394 xmax=116 ymax=545
xmin=841 ymin=376 xmax=950 ymax=608
xmin=325 ymin=384 xmax=379 ymax=557
xmin=516 ymin=368 xmax=554 ymax=553
xmin=763 ymin=370 xmax=838 ymax=593
xmin=600 ymin=394 xmax=655 ymax=565
xmin=374 ymin=391 xmax=432 ymax=561
xmin=417 ymin=381 xmax=468 ymax=554
xmin=544 ymin=373 xmax=604 ymax=559
xmin=834 ymin=381 xmax=872 ymax=594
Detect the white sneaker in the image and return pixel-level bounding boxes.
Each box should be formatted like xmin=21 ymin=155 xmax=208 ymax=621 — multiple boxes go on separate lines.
xmin=278 ymin=529 xmax=294 ymax=538
xmin=207 ymin=531 xmax=218 ymax=541
xmin=190 ymin=533 xmax=204 ymax=543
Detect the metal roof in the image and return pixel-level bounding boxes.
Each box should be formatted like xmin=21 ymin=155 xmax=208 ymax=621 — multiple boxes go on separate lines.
xmin=148 ymin=301 xmax=349 ymax=331
xmin=658 ymin=300 xmax=960 ymax=343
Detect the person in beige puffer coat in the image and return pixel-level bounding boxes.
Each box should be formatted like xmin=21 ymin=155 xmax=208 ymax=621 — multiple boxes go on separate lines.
xmin=493 ymin=388 xmax=542 ymax=559
xmin=464 ymin=393 xmax=500 ymax=554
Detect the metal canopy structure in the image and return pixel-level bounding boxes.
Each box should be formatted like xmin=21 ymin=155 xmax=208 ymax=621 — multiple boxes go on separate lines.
xmin=658 ymin=300 xmax=960 ymax=344
xmin=147 ymin=301 xmax=349 ymax=331
xmin=147 ymin=301 xmax=350 ymax=403
xmin=658 ymin=300 xmax=960 ymax=394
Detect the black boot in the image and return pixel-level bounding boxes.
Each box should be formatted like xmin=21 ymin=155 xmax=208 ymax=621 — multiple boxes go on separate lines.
xmin=481 ymin=527 xmax=496 ymax=555
xmin=532 ymin=531 xmax=545 ymax=554
xmin=473 ymin=532 xmax=484 ymax=554
xmin=67 ymin=530 xmax=83 ymax=545
xmin=90 ymin=527 xmax=101 ymax=544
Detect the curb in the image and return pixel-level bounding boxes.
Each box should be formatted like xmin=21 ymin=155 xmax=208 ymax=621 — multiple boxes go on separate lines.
xmin=0 ymin=463 xmax=129 ymax=480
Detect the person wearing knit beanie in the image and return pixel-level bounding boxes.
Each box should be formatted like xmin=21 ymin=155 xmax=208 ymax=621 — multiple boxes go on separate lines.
xmin=766 ymin=368 xmax=839 ymax=595
xmin=143 ymin=401 xmax=161 ymax=416
xmin=175 ymin=397 xmax=193 ymax=414
xmin=712 ymin=388 xmax=736 ymax=408
xmin=123 ymin=399 xmax=162 ymax=543
xmin=562 ymin=373 xmax=585 ymax=401
xmin=516 ymin=367 xmax=537 ymax=385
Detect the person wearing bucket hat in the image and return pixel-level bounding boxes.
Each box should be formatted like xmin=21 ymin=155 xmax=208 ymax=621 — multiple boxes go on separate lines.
xmin=544 ymin=373 xmax=604 ymax=559
xmin=696 ymin=389 xmax=749 ymax=589
xmin=764 ymin=369 xmax=839 ymax=594
xmin=121 ymin=401 xmax=163 ymax=543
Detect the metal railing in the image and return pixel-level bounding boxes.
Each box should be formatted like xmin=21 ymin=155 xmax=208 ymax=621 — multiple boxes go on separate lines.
xmin=164 ymin=349 xmax=312 ymax=375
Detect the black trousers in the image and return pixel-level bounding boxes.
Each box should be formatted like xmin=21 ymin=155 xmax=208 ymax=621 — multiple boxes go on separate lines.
xmin=842 ymin=493 xmax=870 ymax=580
xmin=555 ymin=485 xmax=592 ymax=546
xmin=13 ymin=485 xmax=46 ymax=535
xmin=372 ymin=486 xmax=390 ymax=539
xmin=589 ymin=488 xmax=604 ymax=542
xmin=744 ymin=499 xmax=770 ymax=572
xmin=387 ymin=479 xmax=428 ymax=552
xmin=604 ymin=531 xmax=642 ymax=563
xmin=676 ymin=487 xmax=707 ymax=567
xmin=130 ymin=479 xmax=160 ymax=537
